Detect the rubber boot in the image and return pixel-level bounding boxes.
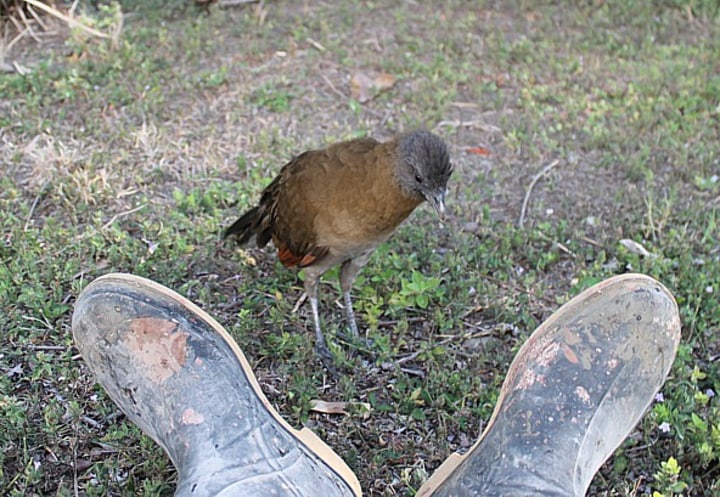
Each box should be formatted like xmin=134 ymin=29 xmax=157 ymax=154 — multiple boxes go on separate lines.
xmin=72 ymin=273 xmax=362 ymax=497
xmin=416 ymin=273 xmax=681 ymax=497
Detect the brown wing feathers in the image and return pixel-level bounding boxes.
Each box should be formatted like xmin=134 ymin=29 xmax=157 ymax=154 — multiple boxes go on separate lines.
xmin=223 ymin=152 xmax=329 ymax=269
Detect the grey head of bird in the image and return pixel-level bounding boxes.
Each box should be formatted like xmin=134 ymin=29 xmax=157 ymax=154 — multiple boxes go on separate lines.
xmin=396 ymin=130 xmax=453 ymax=220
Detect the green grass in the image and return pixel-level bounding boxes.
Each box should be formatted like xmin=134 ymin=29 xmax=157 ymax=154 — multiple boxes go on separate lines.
xmin=1 ymin=0 xmax=720 ymax=495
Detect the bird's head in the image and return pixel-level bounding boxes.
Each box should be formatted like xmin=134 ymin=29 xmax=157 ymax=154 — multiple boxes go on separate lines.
xmin=397 ymin=130 xmax=453 ymax=221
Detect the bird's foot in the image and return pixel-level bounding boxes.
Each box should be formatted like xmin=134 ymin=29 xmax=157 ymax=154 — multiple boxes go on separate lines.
xmin=315 ymin=341 xmax=342 ymax=377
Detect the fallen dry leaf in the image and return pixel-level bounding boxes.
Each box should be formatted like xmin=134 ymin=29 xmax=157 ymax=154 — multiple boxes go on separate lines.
xmin=466 ymin=146 xmax=491 ymax=156
xmin=619 ymin=239 xmax=654 ymax=257
xmin=350 ymin=73 xmax=372 ymax=102
xmin=310 ymin=400 xmax=349 ymax=415
xmin=350 ymin=72 xmax=398 ymax=103
xmin=373 ymin=73 xmax=397 ymax=90
xmin=310 ymin=399 xmax=372 ymax=417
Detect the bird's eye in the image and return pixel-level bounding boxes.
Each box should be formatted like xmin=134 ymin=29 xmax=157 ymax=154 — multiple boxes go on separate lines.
xmin=414 ymin=173 xmax=423 ymax=183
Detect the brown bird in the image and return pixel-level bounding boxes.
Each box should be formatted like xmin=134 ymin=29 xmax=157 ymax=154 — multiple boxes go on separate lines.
xmin=224 ymin=130 xmax=452 ymax=358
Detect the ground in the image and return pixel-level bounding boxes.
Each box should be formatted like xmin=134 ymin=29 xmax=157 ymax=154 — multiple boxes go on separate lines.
xmin=1 ymin=0 xmax=720 ymax=495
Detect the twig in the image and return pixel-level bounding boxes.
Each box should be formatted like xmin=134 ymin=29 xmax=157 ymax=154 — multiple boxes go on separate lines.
xmin=396 ymin=347 xmax=427 ymax=365
xmin=376 ymin=316 xmax=425 ymax=327
xmin=29 ymin=345 xmax=66 ymax=351
xmin=5 ymin=12 xmax=28 ymax=50
xmin=554 ymin=241 xmax=575 ymax=257
xmin=306 ymin=37 xmax=326 ymax=52
xmin=17 ymin=5 xmax=42 ymax=44
xmin=518 ymin=159 xmax=560 ymax=228
xmin=218 ymin=0 xmax=260 ymax=7
xmin=101 ymin=203 xmax=147 ymax=230
xmin=436 ymin=119 xmax=502 ymax=133
xmin=23 ymin=0 xmax=110 ymax=39
xmin=292 ymin=292 xmax=307 ymax=313
xmin=321 ymin=74 xmax=346 ymax=100
xmin=397 ymin=328 xmax=500 ymax=367
xmin=321 ymin=74 xmax=383 ymax=118
xmin=22 ymin=314 xmax=54 ymax=329
xmin=12 ymin=60 xmax=31 ymax=74
xmin=397 ymin=332 xmax=475 ymax=365
xmin=450 ymin=102 xmax=480 ymax=109
xmin=535 ymin=231 xmax=576 ymax=259
xmin=23 ymin=189 xmax=44 ymax=231
xmin=580 ymin=235 xmax=603 ymax=247
xmin=399 ymin=367 xmax=425 ymax=377
xmin=80 ymin=415 xmax=101 ymax=428
xmin=479 ymin=273 xmax=556 ymax=305
xmin=3 ymin=21 xmax=30 ymax=55
xmin=27 ymin=2 xmax=49 ymax=31
xmin=72 ymin=430 xmax=80 ymax=497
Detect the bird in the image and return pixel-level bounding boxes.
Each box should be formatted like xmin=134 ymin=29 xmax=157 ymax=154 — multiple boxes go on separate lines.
xmin=224 ymin=130 xmax=452 ymax=359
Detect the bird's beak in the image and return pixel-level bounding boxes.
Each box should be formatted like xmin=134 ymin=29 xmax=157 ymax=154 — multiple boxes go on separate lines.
xmin=426 ymin=189 xmax=446 ymax=222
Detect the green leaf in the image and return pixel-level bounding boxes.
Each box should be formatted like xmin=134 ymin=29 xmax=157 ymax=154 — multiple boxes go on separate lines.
xmin=416 ymin=293 xmax=429 ymax=309
xmin=410 ymin=408 xmax=426 ymax=421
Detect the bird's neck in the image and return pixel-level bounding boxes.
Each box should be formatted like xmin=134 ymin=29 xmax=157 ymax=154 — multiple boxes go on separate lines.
xmin=369 ymin=141 xmax=422 ymax=204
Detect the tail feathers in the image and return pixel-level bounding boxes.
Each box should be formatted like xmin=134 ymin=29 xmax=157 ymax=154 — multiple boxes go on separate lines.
xmin=223 ymin=206 xmax=261 ymax=246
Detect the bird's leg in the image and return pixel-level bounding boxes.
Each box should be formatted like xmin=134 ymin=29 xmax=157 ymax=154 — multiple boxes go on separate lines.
xmin=339 ymin=251 xmax=374 ymax=339
xmin=343 ymin=290 xmax=359 ymax=337
xmin=309 ymin=295 xmax=325 ymax=350
xmin=303 ymin=269 xmax=332 ymax=363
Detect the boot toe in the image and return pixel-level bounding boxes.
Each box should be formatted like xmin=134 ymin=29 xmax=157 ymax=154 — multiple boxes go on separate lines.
xmin=73 ymin=273 xmax=361 ymax=497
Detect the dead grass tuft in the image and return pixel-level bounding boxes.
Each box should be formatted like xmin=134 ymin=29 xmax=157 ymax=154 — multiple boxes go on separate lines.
xmin=1 ymin=0 xmax=120 ymax=73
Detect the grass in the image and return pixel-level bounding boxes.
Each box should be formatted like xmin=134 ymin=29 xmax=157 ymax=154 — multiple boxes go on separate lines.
xmin=1 ymin=0 xmax=720 ymax=495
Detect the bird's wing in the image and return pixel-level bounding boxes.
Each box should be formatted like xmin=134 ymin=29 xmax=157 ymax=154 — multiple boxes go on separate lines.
xmin=264 ymin=151 xmax=330 ymax=268
xmin=264 ymin=138 xmax=382 ymax=268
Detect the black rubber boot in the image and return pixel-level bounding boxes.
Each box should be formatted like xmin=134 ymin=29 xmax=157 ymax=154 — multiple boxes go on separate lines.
xmin=417 ymin=273 xmax=681 ymax=497
xmin=72 ymin=273 xmax=362 ymax=497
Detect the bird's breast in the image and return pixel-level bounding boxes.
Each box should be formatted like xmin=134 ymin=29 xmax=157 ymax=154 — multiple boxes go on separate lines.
xmin=313 ymin=189 xmax=421 ymax=254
